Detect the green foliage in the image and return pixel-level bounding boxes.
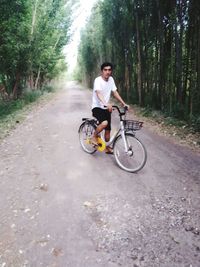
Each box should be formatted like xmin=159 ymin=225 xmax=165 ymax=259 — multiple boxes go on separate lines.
xmin=191 ymin=116 xmax=200 ymax=132
xmin=42 ymin=85 xmax=55 ymax=93
xmin=0 ymin=0 xmax=72 ymax=96
xmin=77 ymin=3 xmax=107 ymax=87
xmin=0 ymin=90 xmax=42 ymax=119
xmin=0 ymin=0 xmax=30 ymax=90
xmin=0 ymin=86 xmax=53 ymax=119
xmin=23 ymin=90 xmax=42 ymax=103
xmin=77 ymin=0 xmax=200 ymax=132
xmin=140 ymin=107 xmax=153 ymax=117
xmin=164 ymin=117 xmax=186 ymax=128
xmin=0 ymin=99 xmax=25 ymax=119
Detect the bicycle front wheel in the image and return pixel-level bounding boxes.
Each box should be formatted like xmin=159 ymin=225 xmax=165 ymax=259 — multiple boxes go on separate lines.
xmin=113 ymin=133 xmax=147 ymax=173
xmin=79 ymin=121 xmax=97 ymax=154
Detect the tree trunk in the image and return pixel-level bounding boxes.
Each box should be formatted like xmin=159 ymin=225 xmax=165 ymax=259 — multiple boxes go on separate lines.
xmin=175 ymin=1 xmax=184 ymax=108
xmin=197 ymin=16 xmax=200 ymax=113
xmin=35 ymin=65 xmax=41 ymax=90
xmin=31 ymin=0 xmax=39 ymax=35
xmin=135 ymin=9 xmax=142 ymax=106
xmin=12 ymin=73 xmax=20 ymax=98
xmin=156 ymin=0 xmax=164 ymax=110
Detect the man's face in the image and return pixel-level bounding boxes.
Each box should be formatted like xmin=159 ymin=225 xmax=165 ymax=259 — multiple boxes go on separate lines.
xmin=101 ymin=66 xmax=112 ymax=81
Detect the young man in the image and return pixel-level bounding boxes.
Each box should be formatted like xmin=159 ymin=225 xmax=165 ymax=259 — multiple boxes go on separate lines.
xmin=91 ymin=62 xmax=128 ymax=154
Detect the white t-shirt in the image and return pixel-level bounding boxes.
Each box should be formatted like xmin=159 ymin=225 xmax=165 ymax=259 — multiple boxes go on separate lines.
xmin=92 ymin=76 xmax=117 ymax=109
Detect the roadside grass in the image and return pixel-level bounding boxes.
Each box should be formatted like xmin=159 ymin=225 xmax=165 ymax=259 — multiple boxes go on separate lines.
xmin=0 ymin=85 xmax=57 ymax=141
xmin=133 ymin=106 xmax=200 ymax=152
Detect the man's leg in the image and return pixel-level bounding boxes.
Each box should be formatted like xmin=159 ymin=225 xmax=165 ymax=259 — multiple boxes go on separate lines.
xmin=104 ymin=129 xmax=111 ymax=142
xmin=104 ymin=114 xmax=113 ymax=154
xmin=94 ymin=120 xmax=108 ymax=138
xmin=91 ymin=120 xmax=108 ymax=145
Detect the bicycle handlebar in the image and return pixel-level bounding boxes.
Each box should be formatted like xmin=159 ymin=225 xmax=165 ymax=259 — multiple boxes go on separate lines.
xmin=112 ymin=105 xmax=128 ymax=114
xmin=104 ymin=105 xmax=128 ymax=117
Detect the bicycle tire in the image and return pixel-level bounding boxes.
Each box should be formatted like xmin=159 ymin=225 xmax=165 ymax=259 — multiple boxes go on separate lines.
xmin=113 ymin=133 xmax=147 ymax=173
xmin=79 ymin=121 xmax=97 ymax=154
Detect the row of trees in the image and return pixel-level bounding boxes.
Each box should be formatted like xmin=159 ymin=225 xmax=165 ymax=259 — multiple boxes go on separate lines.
xmin=0 ymin=0 xmax=72 ymax=99
xmin=78 ymin=0 xmax=200 ymax=127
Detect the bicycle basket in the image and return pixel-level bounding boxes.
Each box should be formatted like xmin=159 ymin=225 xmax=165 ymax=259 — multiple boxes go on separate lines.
xmin=124 ymin=120 xmax=143 ymax=131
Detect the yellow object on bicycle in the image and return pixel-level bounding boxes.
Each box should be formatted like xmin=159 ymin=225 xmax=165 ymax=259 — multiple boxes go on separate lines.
xmin=97 ymin=137 xmax=106 ymax=152
xmin=85 ymin=138 xmax=90 ymax=144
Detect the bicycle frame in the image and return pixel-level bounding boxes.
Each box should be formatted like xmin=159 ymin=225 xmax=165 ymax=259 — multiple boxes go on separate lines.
xmin=99 ymin=118 xmax=129 ymax=153
xmin=79 ymin=105 xmax=147 ymax=172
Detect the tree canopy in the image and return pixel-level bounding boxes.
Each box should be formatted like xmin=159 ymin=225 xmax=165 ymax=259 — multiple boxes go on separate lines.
xmin=78 ymin=0 xmax=200 ymax=129
xmin=0 ymin=0 xmax=72 ymax=97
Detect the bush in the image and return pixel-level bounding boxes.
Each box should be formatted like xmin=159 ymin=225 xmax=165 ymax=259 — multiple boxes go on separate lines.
xmin=191 ymin=116 xmax=200 ymax=132
xmin=0 ymin=87 xmax=50 ymax=119
xmin=140 ymin=107 xmax=152 ymax=117
xmin=43 ymin=85 xmax=54 ymax=93
xmin=164 ymin=117 xmax=186 ymax=127
xmin=0 ymin=99 xmax=25 ymax=119
xmin=23 ymin=90 xmax=42 ymax=103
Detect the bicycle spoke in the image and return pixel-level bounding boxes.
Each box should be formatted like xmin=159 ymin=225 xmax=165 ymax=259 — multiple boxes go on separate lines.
xmin=79 ymin=122 xmax=97 ymax=154
xmin=114 ymin=134 xmax=147 ymax=172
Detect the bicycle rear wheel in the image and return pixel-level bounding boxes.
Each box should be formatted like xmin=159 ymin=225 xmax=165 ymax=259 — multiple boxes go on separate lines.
xmin=79 ymin=121 xmax=97 ymax=154
xmin=113 ymin=133 xmax=147 ymax=173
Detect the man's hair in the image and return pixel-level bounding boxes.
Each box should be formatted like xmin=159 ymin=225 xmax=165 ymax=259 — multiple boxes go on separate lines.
xmin=101 ymin=62 xmax=113 ymax=71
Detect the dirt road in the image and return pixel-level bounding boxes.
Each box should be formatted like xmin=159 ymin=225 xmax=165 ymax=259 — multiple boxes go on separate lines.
xmin=0 ymin=82 xmax=200 ymax=267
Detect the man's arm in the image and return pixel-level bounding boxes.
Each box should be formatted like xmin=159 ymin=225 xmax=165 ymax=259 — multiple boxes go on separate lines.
xmin=112 ymin=90 xmax=127 ymax=107
xmin=96 ymin=90 xmax=107 ymax=106
xmin=96 ymin=91 xmax=112 ymax=112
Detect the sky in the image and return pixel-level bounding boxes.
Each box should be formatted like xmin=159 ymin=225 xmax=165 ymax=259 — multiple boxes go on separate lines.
xmin=64 ymin=0 xmax=97 ymax=73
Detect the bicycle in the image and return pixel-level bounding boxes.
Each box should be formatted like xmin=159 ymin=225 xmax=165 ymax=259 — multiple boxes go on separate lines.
xmin=78 ymin=105 xmax=147 ymax=173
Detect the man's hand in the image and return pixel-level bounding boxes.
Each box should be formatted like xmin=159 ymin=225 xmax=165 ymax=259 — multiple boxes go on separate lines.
xmin=123 ymin=104 xmax=130 ymax=110
xmin=107 ymin=103 xmax=113 ymax=112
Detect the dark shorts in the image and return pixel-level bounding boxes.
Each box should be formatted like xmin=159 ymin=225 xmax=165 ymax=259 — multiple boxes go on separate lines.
xmin=92 ymin=107 xmax=111 ymax=131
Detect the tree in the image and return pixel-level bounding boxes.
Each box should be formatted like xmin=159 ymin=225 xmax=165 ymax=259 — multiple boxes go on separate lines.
xmin=78 ymin=0 xmax=200 ymax=129
xmin=0 ymin=0 xmax=72 ymax=98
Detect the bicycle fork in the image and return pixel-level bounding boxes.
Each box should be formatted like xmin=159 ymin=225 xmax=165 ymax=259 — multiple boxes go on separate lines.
xmin=120 ymin=121 xmax=129 ymax=153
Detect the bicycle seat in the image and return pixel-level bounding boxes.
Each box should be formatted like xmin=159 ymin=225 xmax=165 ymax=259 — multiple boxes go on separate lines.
xmin=82 ymin=118 xmax=99 ymax=125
